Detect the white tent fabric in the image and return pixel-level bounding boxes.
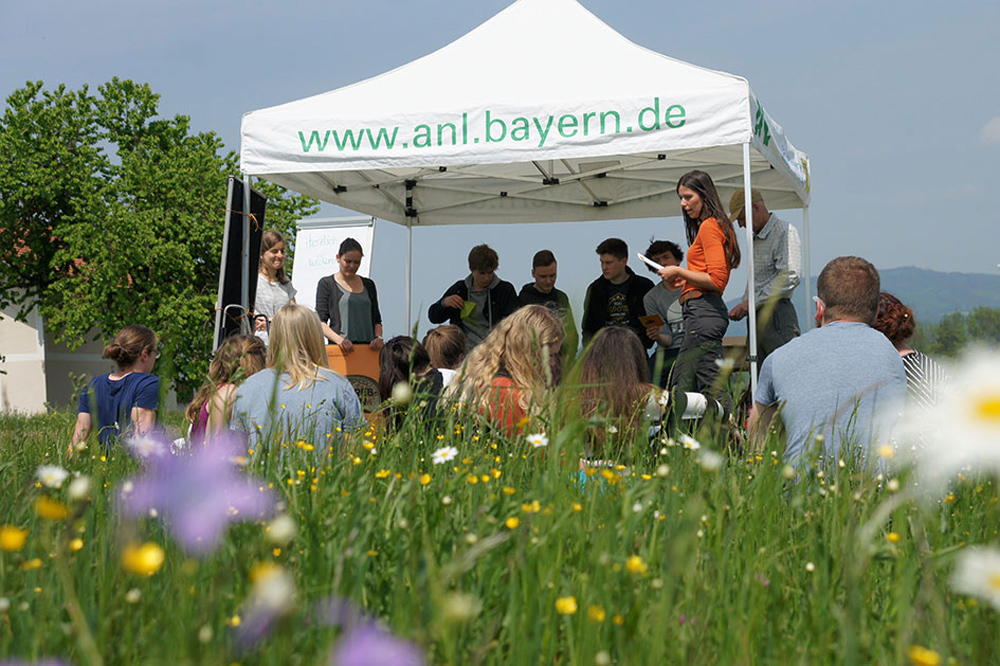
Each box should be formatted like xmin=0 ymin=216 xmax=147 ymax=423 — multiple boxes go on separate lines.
xmin=240 ymin=0 xmax=813 ymax=393
xmin=241 ymin=0 xmax=810 ymax=225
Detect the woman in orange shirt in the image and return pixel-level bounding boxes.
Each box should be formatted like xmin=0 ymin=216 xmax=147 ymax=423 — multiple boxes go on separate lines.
xmin=658 ymin=170 xmax=741 ymax=403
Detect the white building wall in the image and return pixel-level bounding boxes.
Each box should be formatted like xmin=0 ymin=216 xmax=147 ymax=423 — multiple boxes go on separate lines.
xmin=0 ymin=302 xmax=48 ymax=413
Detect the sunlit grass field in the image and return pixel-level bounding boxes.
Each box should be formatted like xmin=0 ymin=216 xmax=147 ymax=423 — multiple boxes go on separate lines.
xmin=1 ymin=394 xmax=998 ymax=665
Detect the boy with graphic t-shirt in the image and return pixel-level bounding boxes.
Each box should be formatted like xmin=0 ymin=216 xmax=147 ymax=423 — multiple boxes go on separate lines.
xmin=581 ymin=238 xmax=655 ymax=350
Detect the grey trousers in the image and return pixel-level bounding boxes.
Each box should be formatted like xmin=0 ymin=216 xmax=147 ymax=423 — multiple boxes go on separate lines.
xmin=755 ymin=298 xmax=800 ymax=366
xmin=669 ymin=293 xmax=729 ymax=400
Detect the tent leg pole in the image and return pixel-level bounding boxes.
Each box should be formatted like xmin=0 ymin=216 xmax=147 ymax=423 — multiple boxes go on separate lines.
xmin=802 ymin=205 xmax=813 ymax=331
xmin=242 ymin=173 xmax=252 ymax=335
xmin=406 ymin=222 xmax=413 ymax=333
xmin=742 ymin=143 xmax=758 ymax=399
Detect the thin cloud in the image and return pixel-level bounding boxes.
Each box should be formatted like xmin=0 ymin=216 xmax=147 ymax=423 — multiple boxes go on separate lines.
xmin=981 ymin=117 xmax=1000 ymax=145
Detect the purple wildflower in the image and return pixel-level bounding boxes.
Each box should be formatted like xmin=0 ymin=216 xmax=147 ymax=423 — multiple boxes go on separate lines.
xmin=312 ymin=597 xmax=424 ymax=666
xmin=119 ymin=432 xmax=274 ymax=556
xmin=330 ymin=623 xmax=425 ymax=666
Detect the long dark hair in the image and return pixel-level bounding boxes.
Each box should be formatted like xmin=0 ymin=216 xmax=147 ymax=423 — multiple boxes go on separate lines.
xmin=260 ymin=230 xmax=291 ymax=285
xmin=676 ymin=170 xmax=741 ymax=270
xmin=577 ymin=327 xmax=651 ymax=457
xmin=378 ymin=336 xmax=432 ymax=402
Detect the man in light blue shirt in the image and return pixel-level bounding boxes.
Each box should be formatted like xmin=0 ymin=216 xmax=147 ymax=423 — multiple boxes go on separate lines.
xmin=749 ymin=256 xmax=906 ymax=465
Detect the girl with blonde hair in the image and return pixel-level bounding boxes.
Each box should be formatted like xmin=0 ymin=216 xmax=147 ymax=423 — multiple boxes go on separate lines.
xmin=186 ymin=335 xmax=266 ymax=444
xmin=452 ymin=304 xmax=563 ymax=433
xmin=232 ymin=305 xmax=363 ymax=449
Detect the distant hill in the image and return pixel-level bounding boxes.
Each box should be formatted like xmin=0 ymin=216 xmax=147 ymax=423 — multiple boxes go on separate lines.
xmin=726 ymin=266 xmax=1000 ymax=335
xmin=877 ymin=267 xmax=1000 ymax=324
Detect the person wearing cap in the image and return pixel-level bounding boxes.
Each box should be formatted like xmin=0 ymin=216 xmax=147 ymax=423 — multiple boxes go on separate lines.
xmin=727 ymin=188 xmax=802 ymax=366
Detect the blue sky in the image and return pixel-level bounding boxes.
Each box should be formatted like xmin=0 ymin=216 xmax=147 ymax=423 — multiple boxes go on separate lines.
xmin=3 ymin=0 xmax=998 ymax=337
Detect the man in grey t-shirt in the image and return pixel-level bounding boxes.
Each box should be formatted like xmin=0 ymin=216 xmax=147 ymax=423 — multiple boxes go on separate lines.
xmin=750 ymin=256 xmax=906 ymax=465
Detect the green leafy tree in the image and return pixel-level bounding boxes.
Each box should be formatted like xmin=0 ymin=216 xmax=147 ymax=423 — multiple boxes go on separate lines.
xmin=926 ymin=312 xmax=969 ymax=358
xmin=965 ymin=306 xmax=1000 ymax=345
xmin=0 ymin=79 xmax=319 ymax=395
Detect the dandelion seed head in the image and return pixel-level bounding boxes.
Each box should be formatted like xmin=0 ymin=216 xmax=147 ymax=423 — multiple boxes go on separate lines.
xmin=68 ymin=476 xmax=91 ymax=501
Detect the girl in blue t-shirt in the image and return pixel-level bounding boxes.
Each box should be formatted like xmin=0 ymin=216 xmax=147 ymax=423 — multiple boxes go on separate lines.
xmin=72 ymin=325 xmax=160 ymax=451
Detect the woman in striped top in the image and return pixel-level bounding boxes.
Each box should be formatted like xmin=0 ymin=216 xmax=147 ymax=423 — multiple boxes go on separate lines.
xmin=872 ymin=292 xmax=947 ymax=408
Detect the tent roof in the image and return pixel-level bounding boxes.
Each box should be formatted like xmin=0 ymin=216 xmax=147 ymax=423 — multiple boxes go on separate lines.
xmin=241 ymin=0 xmax=810 ymax=224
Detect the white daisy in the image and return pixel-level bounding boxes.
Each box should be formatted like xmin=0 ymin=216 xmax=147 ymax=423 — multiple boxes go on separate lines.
xmin=679 ymin=434 xmax=701 ymax=450
xmin=526 ymin=433 xmax=548 ymax=449
xmin=952 ymin=546 xmax=1000 ymax=611
xmin=897 ymin=348 xmax=1000 ymax=494
xmin=431 ymin=446 xmax=459 ymax=465
xmin=36 ymin=465 xmax=68 ymax=488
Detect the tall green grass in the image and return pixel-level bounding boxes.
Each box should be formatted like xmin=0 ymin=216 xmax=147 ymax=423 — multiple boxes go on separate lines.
xmin=0 ymin=401 xmax=996 ymax=665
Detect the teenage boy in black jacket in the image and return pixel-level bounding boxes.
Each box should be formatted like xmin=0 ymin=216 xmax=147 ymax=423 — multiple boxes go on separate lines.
xmin=428 ymin=244 xmax=520 ymax=351
xmin=581 ymin=238 xmax=655 ymax=350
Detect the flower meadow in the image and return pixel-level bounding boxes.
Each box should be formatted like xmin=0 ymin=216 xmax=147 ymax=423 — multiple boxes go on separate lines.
xmin=3 ymin=353 xmax=1000 ymax=664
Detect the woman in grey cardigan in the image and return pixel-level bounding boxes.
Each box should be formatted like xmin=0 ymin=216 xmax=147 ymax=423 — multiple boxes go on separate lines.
xmin=315 ymin=238 xmax=384 ymax=354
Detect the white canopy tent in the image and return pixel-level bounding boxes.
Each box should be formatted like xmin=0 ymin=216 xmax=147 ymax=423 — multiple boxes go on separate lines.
xmin=240 ymin=0 xmax=812 ymax=394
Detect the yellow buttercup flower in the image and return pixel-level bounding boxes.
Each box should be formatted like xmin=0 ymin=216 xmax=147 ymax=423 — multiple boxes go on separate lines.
xmin=34 ymin=497 xmax=70 ymax=521
xmin=625 ymin=555 xmax=648 ymax=575
xmin=0 ymin=525 xmax=28 ymax=552
xmin=587 ymin=605 xmax=606 ymax=622
xmin=21 ymin=558 xmax=43 ymax=571
xmin=887 ymin=532 xmax=901 ymax=544
xmin=419 ymin=474 xmax=431 ymax=486
xmin=505 ymin=517 xmax=519 ymax=529
xmin=249 ymin=561 xmax=282 ymax=584
xmin=69 ymin=538 xmax=84 ymax=552
xmin=122 ymin=543 xmax=165 ymax=577
xmin=554 ymin=596 xmax=577 ymax=615
xmin=375 ymin=469 xmax=392 ymax=479
xmin=907 ymin=645 xmax=942 ymax=666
